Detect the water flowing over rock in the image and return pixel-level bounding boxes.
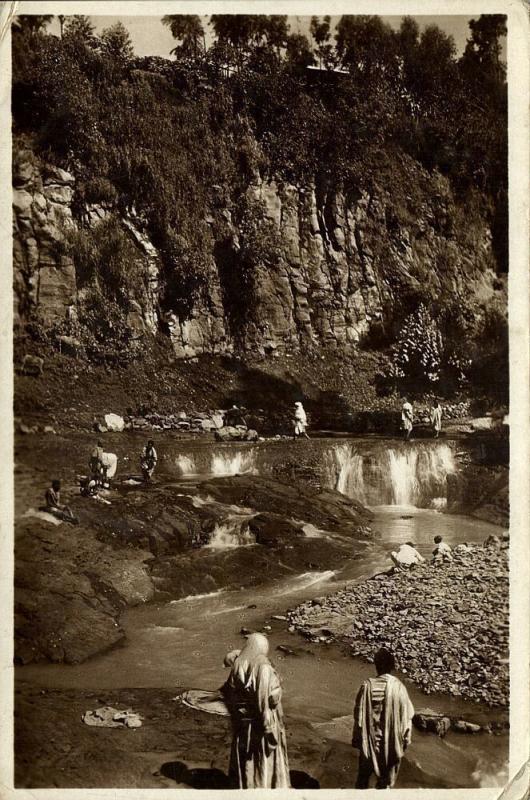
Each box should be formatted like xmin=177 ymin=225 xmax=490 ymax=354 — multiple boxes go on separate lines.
xmin=322 ymin=441 xmax=457 ymax=507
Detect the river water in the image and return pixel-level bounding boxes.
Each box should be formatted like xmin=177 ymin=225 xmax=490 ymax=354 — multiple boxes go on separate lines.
xmin=17 ymin=437 xmax=509 ymax=788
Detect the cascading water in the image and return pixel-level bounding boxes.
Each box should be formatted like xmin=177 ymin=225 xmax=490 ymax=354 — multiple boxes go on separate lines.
xmin=176 ymin=455 xmax=196 ymax=475
xmin=325 ymin=442 xmax=457 ymax=508
xmin=333 ymin=445 xmax=366 ymax=502
xmin=388 ymin=448 xmax=420 ymax=505
xmin=206 ymin=515 xmax=256 ymax=549
xmin=211 ymin=449 xmax=257 ymax=476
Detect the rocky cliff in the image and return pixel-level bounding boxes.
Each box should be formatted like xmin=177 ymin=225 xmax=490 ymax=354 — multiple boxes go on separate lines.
xmin=13 ymin=143 xmax=501 ymax=359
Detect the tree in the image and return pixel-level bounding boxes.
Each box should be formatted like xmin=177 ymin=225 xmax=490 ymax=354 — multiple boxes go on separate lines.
xmin=461 ymin=15 xmax=506 ymax=93
xmin=63 ymin=15 xmax=97 ymax=45
xmin=100 ymin=21 xmax=134 ymax=64
xmin=335 ymin=15 xmax=397 ymax=78
xmin=285 ymin=33 xmax=315 ymax=71
xmin=162 ymin=15 xmax=205 ymax=59
xmin=210 ymin=15 xmax=256 ymax=70
xmin=13 ymin=15 xmax=53 ymax=37
xmin=310 ymin=16 xmax=332 ymax=69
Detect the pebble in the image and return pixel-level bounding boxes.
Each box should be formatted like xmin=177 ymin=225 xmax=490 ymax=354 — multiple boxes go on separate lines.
xmin=287 ymin=542 xmax=508 ymax=707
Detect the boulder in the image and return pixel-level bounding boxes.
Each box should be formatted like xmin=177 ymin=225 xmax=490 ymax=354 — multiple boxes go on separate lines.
xmin=104 ymin=413 xmax=125 ymax=432
xmin=21 ymin=354 xmax=44 ymax=376
xmin=214 ymin=426 xmax=243 ymax=442
xmin=413 ymin=710 xmax=451 ymax=737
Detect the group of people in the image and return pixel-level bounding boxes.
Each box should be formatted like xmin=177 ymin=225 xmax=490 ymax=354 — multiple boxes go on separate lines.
xmin=220 ymin=634 xmax=414 ymax=790
xmin=42 ymin=438 xmax=158 ymax=523
xmin=401 ymin=398 xmax=443 ymax=441
xmin=391 ymin=535 xmax=456 ymax=569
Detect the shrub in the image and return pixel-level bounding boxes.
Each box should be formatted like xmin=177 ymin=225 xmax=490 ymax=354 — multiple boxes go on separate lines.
xmin=389 ymin=303 xmax=444 ymax=387
xmin=66 ymin=216 xmax=148 ymax=307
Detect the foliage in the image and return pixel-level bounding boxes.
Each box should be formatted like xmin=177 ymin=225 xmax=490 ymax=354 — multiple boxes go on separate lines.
xmin=389 ymin=304 xmax=445 ymax=386
xmin=162 ymin=15 xmax=205 ymax=59
xmin=12 ymin=10 xmax=508 ymax=351
xmin=66 ymin=216 xmax=148 ymax=308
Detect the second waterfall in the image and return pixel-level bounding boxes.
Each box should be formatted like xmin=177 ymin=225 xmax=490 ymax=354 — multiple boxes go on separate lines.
xmin=324 ymin=442 xmax=457 ymax=508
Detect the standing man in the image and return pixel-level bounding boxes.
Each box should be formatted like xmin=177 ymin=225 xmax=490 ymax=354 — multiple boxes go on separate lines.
xmin=293 ymin=401 xmax=309 ymax=439
xmin=352 ymin=647 xmax=414 ymax=789
xmin=401 ymin=398 xmax=413 ymax=441
xmin=140 ymin=439 xmax=158 ymax=482
xmin=89 ymin=441 xmax=107 ymax=486
xmin=430 ymin=400 xmax=443 ymax=438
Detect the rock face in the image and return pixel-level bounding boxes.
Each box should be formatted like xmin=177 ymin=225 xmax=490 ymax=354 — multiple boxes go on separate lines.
xmin=13 ymin=146 xmax=160 ymax=335
xmin=15 ymin=519 xmax=155 ymax=664
xmin=13 ymin=144 xmax=501 ymax=359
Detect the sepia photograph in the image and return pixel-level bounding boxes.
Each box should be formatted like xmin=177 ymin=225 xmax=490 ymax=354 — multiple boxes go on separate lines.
xmin=4 ymin=0 xmax=528 ymax=794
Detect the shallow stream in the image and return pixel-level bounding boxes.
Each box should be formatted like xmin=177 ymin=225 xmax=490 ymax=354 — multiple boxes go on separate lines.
xmin=17 ymin=436 xmax=508 ymax=788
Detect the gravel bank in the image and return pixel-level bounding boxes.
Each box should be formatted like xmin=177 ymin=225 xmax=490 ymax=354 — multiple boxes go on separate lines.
xmin=287 ymin=538 xmax=508 ymax=707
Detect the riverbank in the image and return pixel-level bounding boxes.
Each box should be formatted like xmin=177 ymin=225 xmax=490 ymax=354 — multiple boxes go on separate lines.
xmin=287 ymin=538 xmax=509 ymax=707
xmin=15 ymin=681 xmax=486 ymax=790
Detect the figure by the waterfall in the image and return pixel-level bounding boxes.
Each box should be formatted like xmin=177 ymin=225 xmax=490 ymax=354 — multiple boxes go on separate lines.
xmin=432 ymin=535 xmax=453 ymax=563
xmin=391 ymin=541 xmax=425 ymax=569
xmin=293 ymin=401 xmax=309 ymax=439
xmin=140 ymin=439 xmax=158 ymax=482
xmin=221 ymin=633 xmax=290 ymax=789
xmin=430 ymin=400 xmax=443 ymax=438
xmin=401 ymin=398 xmax=414 ymax=441
xmin=352 ymin=647 xmax=414 ymax=789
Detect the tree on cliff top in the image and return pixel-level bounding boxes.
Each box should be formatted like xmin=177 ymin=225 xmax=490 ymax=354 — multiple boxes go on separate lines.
xmin=100 ymin=21 xmax=134 ymax=64
xmin=13 ymin=15 xmax=53 ymax=37
xmin=162 ymin=15 xmax=206 ymax=59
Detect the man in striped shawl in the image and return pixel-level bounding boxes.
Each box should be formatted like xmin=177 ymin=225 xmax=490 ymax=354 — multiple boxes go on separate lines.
xmin=352 ymin=647 xmax=414 ymax=789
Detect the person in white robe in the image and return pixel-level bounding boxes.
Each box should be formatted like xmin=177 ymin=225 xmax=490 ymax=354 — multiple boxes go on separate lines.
xmin=221 ymin=633 xmax=290 ymax=789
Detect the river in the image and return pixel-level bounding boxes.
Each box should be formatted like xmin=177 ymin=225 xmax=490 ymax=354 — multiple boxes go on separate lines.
xmin=16 ymin=436 xmax=508 ymax=788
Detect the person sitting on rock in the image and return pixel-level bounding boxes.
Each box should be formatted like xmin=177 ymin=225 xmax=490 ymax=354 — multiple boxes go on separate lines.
xmin=140 ymin=439 xmax=158 ymax=482
xmin=391 ymin=541 xmax=425 ymax=569
xmin=89 ymin=441 xmax=107 ymax=487
xmin=352 ymin=647 xmax=414 ymax=789
xmin=432 ymin=535 xmax=453 ymax=563
xmin=293 ymin=401 xmax=309 ymax=439
xmin=80 ymin=475 xmax=99 ymax=498
xmin=44 ymin=479 xmax=78 ymax=524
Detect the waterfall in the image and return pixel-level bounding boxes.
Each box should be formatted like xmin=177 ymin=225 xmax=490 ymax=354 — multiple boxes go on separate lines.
xmin=206 ymin=516 xmax=256 ymax=549
xmin=334 ymin=444 xmax=366 ymax=502
xmin=326 ymin=442 xmax=456 ymax=508
xmin=176 ymin=455 xmax=196 ymax=475
xmin=388 ymin=449 xmax=419 ymax=505
xmin=211 ymin=449 xmax=257 ymax=476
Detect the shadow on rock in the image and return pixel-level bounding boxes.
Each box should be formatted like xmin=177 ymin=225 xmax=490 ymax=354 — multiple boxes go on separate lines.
xmin=160 ymin=761 xmax=319 ymax=789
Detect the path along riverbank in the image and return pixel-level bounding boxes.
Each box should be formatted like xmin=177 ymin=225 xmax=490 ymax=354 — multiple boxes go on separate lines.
xmin=287 ymin=538 xmax=509 ymax=708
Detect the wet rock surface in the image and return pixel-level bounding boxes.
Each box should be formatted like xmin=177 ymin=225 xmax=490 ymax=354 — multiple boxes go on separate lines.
xmin=14 ymin=684 xmax=471 ymax=789
xmin=15 ymin=433 xmax=373 ymax=665
xmin=287 ymin=540 xmax=509 ymax=707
